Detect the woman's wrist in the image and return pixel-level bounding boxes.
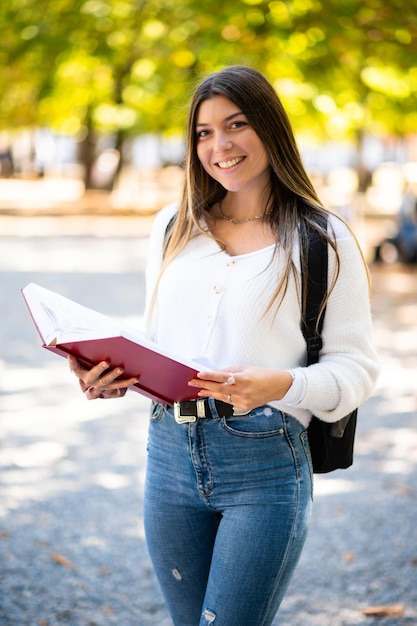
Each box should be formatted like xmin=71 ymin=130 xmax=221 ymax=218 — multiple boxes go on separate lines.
xmin=285 ymin=369 xmax=296 ymax=384
xmin=279 ymin=369 xmax=295 ymax=398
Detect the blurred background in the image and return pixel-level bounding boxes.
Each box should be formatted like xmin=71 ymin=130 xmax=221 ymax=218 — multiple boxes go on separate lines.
xmin=0 ymin=1 xmax=416 ymax=625
xmin=0 ymin=0 xmax=416 ymax=258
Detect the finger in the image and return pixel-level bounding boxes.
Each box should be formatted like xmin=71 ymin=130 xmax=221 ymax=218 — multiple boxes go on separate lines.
xmin=195 ymin=371 xmax=226 ymax=383
xmin=79 ymin=379 xmax=90 ymax=393
xmin=196 ymin=387 xmax=245 ymax=410
xmin=85 ymin=385 xmax=101 ymax=400
xmin=194 ymin=371 xmax=237 ymax=385
xmin=103 ymin=387 xmax=127 ymax=399
xmin=79 ymin=361 xmax=111 ymax=387
xmin=89 ymin=361 xmax=112 ymax=384
xmin=68 ymin=356 xmax=110 ymax=384
xmin=68 ymin=355 xmax=84 ymax=375
xmin=98 ymin=374 xmax=139 ymax=390
xmin=84 ymin=376 xmax=138 ymax=397
xmin=96 ymin=367 xmax=123 ymax=387
xmin=189 ymin=379 xmax=220 ymax=394
xmin=90 ymin=386 xmax=128 ymax=400
xmin=84 ymin=385 xmax=119 ymax=400
xmin=114 ymin=376 xmax=139 ymax=389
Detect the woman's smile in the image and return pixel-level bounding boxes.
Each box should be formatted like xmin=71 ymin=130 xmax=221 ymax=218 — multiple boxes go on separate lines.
xmin=216 ymin=156 xmax=246 ymax=169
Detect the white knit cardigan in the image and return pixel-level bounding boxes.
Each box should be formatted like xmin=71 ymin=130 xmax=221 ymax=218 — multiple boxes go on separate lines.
xmin=145 ymin=204 xmax=380 ymax=428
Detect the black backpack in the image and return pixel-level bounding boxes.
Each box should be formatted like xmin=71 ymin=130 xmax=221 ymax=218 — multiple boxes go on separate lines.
xmin=302 ymin=220 xmax=357 ymax=473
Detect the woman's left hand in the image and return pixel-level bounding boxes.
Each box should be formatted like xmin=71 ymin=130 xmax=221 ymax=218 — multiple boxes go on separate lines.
xmin=68 ymin=355 xmax=139 ymax=400
xmin=188 ymin=365 xmax=293 ymax=412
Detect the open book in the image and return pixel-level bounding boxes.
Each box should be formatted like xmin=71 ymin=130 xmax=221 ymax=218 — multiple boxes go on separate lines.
xmin=21 ymin=282 xmax=203 ymax=404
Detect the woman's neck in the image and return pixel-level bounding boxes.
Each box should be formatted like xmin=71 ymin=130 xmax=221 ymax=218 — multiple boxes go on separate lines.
xmin=220 ymin=189 xmax=272 ymax=222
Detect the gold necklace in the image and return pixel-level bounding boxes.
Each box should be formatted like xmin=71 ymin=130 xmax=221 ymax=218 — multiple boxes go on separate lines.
xmin=218 ymin=202 xmax=268 ymax=225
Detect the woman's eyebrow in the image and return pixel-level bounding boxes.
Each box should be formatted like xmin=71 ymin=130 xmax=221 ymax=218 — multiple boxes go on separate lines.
xmin=196 ymin=111 xmax=245 ymax=127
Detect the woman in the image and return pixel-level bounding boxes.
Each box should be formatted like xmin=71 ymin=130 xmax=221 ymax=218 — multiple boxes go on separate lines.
xmin=69 ymin=66 xmax=379 ymax=626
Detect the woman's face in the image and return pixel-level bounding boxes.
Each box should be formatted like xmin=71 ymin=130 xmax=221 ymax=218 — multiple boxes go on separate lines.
xmin=195 ymin=95 xmax=271 ymax=195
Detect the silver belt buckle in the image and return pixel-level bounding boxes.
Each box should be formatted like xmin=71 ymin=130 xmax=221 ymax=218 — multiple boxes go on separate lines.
xmin=174 ymin=402 xmax=195 ymax=424
xmin=233 ymin=407 xmax=251 ymax=416
xmin=174 ymin=400 xmax=207 ymax=424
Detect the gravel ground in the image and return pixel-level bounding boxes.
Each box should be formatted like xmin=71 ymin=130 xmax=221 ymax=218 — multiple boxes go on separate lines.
xmin=0 ymin=218 xmax=416 ymax=626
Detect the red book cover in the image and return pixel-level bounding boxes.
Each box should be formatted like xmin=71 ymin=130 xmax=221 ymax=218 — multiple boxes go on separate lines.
xmin=21 ymin=283 xmax=202 ymax=404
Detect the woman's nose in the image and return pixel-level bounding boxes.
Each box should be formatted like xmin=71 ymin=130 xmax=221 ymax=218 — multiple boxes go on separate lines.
xmin=214 ymin=134 xmax=232 ymax=152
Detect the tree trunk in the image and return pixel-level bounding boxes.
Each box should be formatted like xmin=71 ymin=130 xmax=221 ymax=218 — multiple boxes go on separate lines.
xmin=77 ymin=113 xmax=97 ymax=190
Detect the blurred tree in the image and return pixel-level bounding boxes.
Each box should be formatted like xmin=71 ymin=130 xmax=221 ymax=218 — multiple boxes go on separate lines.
xmin=260 ymin=0 xmax=417 ymax=187
xmin=0 ymin=0 xmax=416 ymax=187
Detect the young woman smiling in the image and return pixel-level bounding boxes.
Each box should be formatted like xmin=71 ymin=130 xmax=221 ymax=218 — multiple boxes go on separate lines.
xmin=69 ymin=66 xmax=379 ymax=626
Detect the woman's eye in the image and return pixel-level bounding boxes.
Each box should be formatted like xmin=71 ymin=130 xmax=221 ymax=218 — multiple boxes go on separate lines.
xmin=196 ymin=120 xmax=248 ymax=139
xmin=230 ymin=121 xmax=247 ymax=129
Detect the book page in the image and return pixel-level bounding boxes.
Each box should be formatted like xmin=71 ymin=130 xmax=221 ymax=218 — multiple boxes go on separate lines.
xmin=22 ymin=282 xmax=209 ymax=377
xmin=22 ymin=283 xmax=144 ymax=346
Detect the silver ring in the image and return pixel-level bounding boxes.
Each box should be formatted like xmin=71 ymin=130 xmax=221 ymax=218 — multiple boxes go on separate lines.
xmin=227 ymin=373 xmax=235 ymax=385
xmin=227 ymin=394 xmax=232 ymax=404
xmin=100 ymin=377 xmax=106 ymax=386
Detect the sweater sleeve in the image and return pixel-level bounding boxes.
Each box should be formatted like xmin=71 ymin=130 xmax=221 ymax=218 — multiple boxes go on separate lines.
xmin=292 ymin=217 xmax=380 ymax=423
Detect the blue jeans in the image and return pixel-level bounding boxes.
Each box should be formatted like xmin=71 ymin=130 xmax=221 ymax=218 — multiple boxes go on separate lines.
xmin=144 ymin=400 xmax=313 ymax=626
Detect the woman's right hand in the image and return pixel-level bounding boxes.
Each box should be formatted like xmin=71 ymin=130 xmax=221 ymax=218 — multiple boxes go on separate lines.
xmin=68 ymin=355 xmax=139 ymax=400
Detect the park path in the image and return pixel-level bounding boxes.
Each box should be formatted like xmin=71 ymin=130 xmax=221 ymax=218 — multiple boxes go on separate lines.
xmin=0 ymin=215 xmax=416 ymax=626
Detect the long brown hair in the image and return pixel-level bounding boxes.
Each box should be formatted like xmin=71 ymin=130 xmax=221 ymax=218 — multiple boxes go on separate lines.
xmin=160 ymin=66 xmax=360 ymax=324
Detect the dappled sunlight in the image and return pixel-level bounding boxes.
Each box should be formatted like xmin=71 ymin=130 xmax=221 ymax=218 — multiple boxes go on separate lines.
xmin=381 ymin=458 xmax=416 ymax=474
xmin=374 ymin=268 xmax=417 ymax=295
xmin=0 ymin=167 xmax=183 ymax=216
xmin=0 ymin=358 xmax=151 ymax=580
xmin=0 ymin=467 xmax=82 ymax=517
xmin=0 ymin=359 xmax=151 ymax=521
xmin=0 ymin=440 xmax=68 ymax=468
xmin=1 ymin=362 xmax=76 ymax=394
xmin=313 ymin=422 xmax=417 ymax=493
xmin=357 ymin=427 xmax=417 ymax=474
xmin=89 ymin=472 xmax=133 ymax=490
xmin=0 ymin=235 xmax=149 ymax=273
xmin=0 ymin=177 xmax=84 ymax=210
xmin=376 ymin=387 xmax=416 ymax=414
xmin=0 ymin=361 xmax=145 ymax=425
xmin=314 ymin=477 xmax=359 ymax=496
xmin=374 ymin=362 xmax=415 ymax=397
xmin=313 ymin=264 xmax=417 ymax=496
xmin=80 ymin=535 xmax=107 ymax=549
xmin=394 ymin=302 xmax=417 ymax=326
xmin=0 ymin=228 xmax=416 ymax=626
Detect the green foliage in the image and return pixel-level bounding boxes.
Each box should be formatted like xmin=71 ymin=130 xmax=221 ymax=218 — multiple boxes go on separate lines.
xmin=0 ymin=0 xmax=416 ymax=141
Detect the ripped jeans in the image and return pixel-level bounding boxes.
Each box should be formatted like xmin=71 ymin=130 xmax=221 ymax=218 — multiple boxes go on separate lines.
xmin=144 ymin=400 xmax=313 ymax=626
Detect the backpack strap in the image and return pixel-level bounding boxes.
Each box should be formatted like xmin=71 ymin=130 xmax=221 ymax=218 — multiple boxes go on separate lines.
xmin=301 ymin=217 xmax=328 ymax=365
xmin=301 ymin=216 xmax=358 ymax=473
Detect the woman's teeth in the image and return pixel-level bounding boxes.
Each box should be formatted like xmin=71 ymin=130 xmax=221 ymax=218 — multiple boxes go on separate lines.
xmin=217 ymin=157 xmax=244 ymax=169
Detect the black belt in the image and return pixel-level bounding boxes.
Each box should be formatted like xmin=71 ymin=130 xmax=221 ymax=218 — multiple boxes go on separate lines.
xmin=173 ymin=399 xmax=234 ymax=424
